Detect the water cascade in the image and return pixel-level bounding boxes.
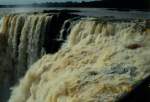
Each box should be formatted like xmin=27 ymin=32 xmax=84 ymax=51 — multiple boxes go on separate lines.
xmin=0 ymin=12 xmax=77 ymax=102
xmin=7 ymin=18 xmax=150 ymax=102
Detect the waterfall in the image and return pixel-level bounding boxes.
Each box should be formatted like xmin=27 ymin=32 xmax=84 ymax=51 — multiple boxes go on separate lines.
xmin=0 ymin=13 xmax=77 ymax=102
xmin=8 ymin=18 xmax=150 ymax=102
xmin=0 ymin=17 xmax=4 ymax=32
xmin=0 ymin=15 xmax=50 ymax=78
xmin=0 ymin=13 xmax=75 ymax=78
xmin=17 ymin=15 xmax=51 ymax=77
xmin=0 ymin=16 xmax=15 ymax=102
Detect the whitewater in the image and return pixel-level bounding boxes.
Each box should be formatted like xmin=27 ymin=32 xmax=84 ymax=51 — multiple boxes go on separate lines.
xmin=0 ymin=12 xmax=149 ymax=102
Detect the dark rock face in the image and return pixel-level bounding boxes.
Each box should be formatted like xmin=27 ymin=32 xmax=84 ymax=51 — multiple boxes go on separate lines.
xmin=118 ymin=75 xmax=150 ymax=102
xmin=146 ymin=20 xmax=150 ymax=28
xmin=126 ymin=44 xmax=142 ymax=50
xmin=44 ymin=12 xmax=78 ymax=53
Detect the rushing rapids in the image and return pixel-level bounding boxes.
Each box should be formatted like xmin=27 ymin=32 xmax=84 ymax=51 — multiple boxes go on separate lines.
xmin=0 ymin=12 xmax=77 ymax=102
xmin=0 ymin=12 xmax=150 ymax=102
xmin=7 ymin=17 xmax=150 ymax=102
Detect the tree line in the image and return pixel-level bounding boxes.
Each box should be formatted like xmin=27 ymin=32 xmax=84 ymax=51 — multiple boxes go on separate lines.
xmin=0 ymin=0 xmax=149 ymax=10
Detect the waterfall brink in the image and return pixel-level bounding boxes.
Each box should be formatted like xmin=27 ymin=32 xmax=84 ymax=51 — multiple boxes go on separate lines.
xmin=0 ymin=13 xmax=77 ymax=102
xmin=8 ymin=18 xmax=150 ymax=102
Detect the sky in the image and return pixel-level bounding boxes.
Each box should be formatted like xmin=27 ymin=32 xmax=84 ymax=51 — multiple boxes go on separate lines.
xmin=0 ymin=0 xmax=94 ymax=5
